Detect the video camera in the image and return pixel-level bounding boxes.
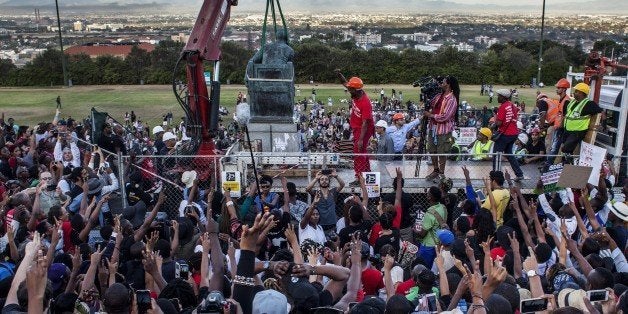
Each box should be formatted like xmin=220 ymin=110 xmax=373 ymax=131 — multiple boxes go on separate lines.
xmin=412 ymin=76 xmax=443 ymax=104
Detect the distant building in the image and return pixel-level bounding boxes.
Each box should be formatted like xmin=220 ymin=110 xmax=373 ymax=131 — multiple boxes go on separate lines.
xmin=86 ymin=23 xmax=123 ymax=32
xmin=65 ymin=43 xmax=155 ymax=59
xmin=73 ymin=21 xmax=83 ymax=32
xmin=392 ymin=32 xmax=432 ymax=43
xmin=454 ymin=42 xmax=474 ymax=52
xmin=414 ymin=43 xmax=441 ymax=52
xmin=474 ymin=35 xmax=499 ymax=47
xmin=383 ymin=44 xmax=402 ymax=50
xmin=2 ymin=48 xmax=46 ymax=68
xmin=354 ymin=32 xmax=381 ymax=46
xmin=171 ymin=33 xmax=189 ymax=43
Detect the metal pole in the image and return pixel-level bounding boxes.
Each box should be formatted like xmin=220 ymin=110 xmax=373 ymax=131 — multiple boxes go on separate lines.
xmin=537 ymin=0 xmax=546 ymax=87
xmin=54 ymin=0 xmax=68 ymax=86
xmin=117 ymin=152 xmax=128 ymax=208
xmin=244 ymin=126 xmax=263 ymax=210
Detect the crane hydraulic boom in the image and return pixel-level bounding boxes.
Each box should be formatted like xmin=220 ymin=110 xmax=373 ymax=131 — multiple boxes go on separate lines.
xmin=175 ymin=0 xmax=238 ymax=156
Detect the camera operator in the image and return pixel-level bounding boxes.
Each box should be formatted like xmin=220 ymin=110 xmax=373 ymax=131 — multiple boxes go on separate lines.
xmin=423 ymin=76 xmax=460 ymax=182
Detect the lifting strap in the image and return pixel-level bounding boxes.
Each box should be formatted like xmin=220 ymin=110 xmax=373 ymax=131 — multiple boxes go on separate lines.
xmin=260 ymin=0 xmax=288 ymax=60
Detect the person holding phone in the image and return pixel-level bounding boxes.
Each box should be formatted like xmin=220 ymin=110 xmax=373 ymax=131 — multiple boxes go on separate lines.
xmin=306 ymin=169 xmax=345 ymax=239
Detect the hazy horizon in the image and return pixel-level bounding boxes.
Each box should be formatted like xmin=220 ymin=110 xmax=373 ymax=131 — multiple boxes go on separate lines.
xmin=1 ymin=0 xmax=626 ymax=15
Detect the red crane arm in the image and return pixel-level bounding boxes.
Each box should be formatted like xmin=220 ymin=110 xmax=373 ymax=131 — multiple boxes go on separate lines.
xmin=180 ymin=0 xmax=237 ymax=156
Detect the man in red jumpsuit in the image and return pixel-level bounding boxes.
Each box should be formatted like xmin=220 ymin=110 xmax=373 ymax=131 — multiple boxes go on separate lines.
xmin=335 ymin=70 xmax=374 ymax=186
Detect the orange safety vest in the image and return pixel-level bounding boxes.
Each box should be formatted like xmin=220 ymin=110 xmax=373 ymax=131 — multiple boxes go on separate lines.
xmin=545 ymin=95 xmax=570 ymax=127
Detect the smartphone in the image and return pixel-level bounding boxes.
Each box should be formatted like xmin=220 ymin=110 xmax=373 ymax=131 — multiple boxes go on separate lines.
xmin=321 ymin=169 xmax=332 ymax=175
xmin=475 ymin=189 xmax=486 ymax=202
xmin=587 ymin=289 xmax=609 ymax=302
xmin=520 ymin=297 xmax=548 ymax=314
xmin=180 ymin=263 xmax=189 ymax=279
xmin=136 ymin=290 xmax=152 ymax=313
xmin=47 ymin=184 xmax=57 ymax=191
xmin=425 ymin=293 xmax=438 ymax=313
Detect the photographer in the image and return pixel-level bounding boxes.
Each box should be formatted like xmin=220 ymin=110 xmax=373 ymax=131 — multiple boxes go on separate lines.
xmin=423 ymin=75 xmax=460 ymax=182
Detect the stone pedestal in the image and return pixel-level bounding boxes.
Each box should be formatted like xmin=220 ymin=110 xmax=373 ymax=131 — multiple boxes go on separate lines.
xmin=247 ymin=123 xmax=300 ymax=153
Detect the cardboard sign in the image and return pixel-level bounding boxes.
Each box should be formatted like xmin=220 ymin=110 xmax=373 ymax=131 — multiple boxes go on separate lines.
xmin=578 ymin=142 xmax=606 ymax=185
xmin=541 ymin=163 xmax=563 ymax=192
xmin=361 ymin=172 xmax=380 ymax=198
xmin=221 ymin=171 xmax=241 ymax=197
xmin=557 ymin=164 xmax=593 ymax=189
xmin=457 ymin=127 xmax=477 ymax=146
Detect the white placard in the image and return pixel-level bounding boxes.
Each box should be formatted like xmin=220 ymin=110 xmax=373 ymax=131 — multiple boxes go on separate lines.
xmin=457 ymin=127 xmax=477 ymax=146
xmin=578 ymin=142 xmax=606 ymax=185
xmin=221 ymin=171 xmax=241 ymax=198
xmin=361 ymin=172 xmax=380 ymax=198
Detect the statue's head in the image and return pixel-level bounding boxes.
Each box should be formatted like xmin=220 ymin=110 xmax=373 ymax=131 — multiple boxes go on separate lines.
xmin=276 ymin=29 xmax=288 ymax=42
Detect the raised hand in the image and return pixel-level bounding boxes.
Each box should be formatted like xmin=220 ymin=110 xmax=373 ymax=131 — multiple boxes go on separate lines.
xmin=479 ymin=235 xmax=493 ymax=254
xmin=239 ymin=212 xmax=273 ymax=251
xmin=523 ymin=246 xmax=539 ymax=272
xmin=434 ymin=246 xmax=445 ymax=271
xmin=307 ymin=248 xmax=319 ymax=266
xmin=507 ymin=232 xmax=520 ymax=252
xmin=284 ymin=224 xmax=297 ymax=245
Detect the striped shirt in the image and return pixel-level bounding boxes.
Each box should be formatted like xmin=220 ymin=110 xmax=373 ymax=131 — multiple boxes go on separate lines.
xmin=428 ymin=92 xmax=458 ymax=135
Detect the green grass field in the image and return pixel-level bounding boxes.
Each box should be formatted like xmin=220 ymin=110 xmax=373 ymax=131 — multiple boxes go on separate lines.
xmin=0 ymin=84 xmax=544 ymax=128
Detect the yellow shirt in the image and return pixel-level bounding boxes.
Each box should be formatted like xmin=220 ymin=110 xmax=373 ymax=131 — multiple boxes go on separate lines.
xmin=482 ymin=188 xmax=510 ymax=226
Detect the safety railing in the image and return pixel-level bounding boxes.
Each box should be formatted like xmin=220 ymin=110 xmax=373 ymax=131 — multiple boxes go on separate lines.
xmin=118 ymin=152 xmax=628 ymax=220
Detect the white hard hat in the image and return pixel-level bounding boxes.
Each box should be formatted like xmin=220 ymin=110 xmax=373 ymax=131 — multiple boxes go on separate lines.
xmin=152 ymin=126 xmax=164 ymax=134
xmin=162 ymin=132 xmax=177 ymax=142
xmin=517 ymin=133 xmax=529 ymax=145
xmin=375 ymin=120 xmax=388 ymax=128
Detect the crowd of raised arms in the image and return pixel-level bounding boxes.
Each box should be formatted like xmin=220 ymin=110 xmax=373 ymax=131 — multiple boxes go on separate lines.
xmin=0 ymin=75 xmax=626 ymax=314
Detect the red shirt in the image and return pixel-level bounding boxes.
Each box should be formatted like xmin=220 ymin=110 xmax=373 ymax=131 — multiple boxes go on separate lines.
xmin=395 ymin=278 xmax=415 ymax=295
xmin=369 ymin=223 xmax=382 ymax=246
xmin=350 ymin=93 xmax=374 ymax=129
xmin=361 ymin=268 xmax=384 ymax=296
xmin=62 ymin=221 xmax=74 ymax=253
xmin=497 ymin=100 xmax=519 ymax=135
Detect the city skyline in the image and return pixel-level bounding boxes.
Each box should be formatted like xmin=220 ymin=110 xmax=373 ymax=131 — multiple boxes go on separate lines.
xmin=0 ymin=0 xmax=626 ymax=15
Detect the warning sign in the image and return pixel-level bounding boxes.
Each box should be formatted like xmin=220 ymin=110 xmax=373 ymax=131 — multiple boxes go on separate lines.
xmin=221 ymin=171 xmax=241 ymax=198
xmin=361 ymin=172 xmax=381 ymax=198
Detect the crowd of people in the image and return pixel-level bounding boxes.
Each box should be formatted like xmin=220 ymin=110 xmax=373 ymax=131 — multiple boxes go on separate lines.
xmin=0 ymin=70 xmax=626 ymax=314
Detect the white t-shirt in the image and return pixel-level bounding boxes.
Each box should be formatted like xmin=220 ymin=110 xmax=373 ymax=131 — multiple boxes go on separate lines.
xmin=299 ymin=224 xmax=326 ymax=246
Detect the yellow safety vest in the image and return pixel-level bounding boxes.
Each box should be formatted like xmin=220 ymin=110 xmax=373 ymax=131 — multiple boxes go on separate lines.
xmin=564 ymin=98 xmax=590 ymax=131
xmin=472 ymin=140 xmax=493 ymax=160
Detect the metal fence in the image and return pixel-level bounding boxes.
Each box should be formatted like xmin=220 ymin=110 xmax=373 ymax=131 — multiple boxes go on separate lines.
xmin=115 ymin=151 xmax=627 ymax=221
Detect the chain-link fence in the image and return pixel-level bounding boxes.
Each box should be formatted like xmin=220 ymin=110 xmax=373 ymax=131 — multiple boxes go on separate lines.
xmin=118 ymin=151 xmax=627 ymax=222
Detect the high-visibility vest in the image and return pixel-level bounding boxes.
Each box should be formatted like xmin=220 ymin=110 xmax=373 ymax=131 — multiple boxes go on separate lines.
xmin=545 ymin=97 xmax=567 ymax=127
xmin=564 ymin=98 xmax=590 ymax=131
xmin=472 ymin=140 xmax=493 ymax=160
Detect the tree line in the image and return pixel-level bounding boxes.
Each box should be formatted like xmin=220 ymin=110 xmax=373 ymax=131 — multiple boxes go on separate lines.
xmin=0 ymin=38 xmax=623 ymax=87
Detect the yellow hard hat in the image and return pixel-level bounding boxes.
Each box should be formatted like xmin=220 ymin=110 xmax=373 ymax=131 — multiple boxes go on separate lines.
xmin=479 ymin=127 xmax=492 ymax=139
xmin=573 ymin=83 xmax=590 ymax=95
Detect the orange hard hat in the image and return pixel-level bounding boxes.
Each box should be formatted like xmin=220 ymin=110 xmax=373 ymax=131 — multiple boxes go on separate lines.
xmin=346 ymin=77 xmax=363 ymax=89
xmin=393 ymin=113 xmax=404 ymax=120
xmin=555 ymin=78 xmax=570 ymax=88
